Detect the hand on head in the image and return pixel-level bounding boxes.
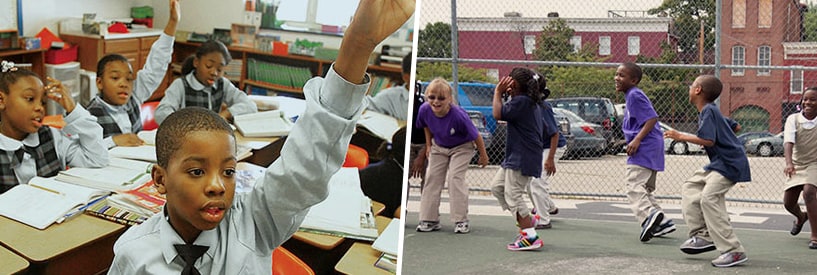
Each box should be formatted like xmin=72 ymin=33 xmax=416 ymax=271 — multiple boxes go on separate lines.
xmin=44 ymin=76 xmax=75 ymax=113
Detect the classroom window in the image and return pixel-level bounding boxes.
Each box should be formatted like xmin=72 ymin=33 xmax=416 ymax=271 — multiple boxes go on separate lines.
xmin=524 ymin=35 xmax=536 ymax=55
xmin=258 ymin=0 xmax=358 ymax=31
xmin=758 ymin=0 xmax=772 ymax=28
xmin=628 ymin=36 xmax=640 ymax=56
xmin=732 ymin=46 xmax=745 ymax=76
xmin=791 ymin=69 xmax=803 ymax=94
xmin=732 ymin=0 xmax=746 ymax=28
xmin=599 ymin=36 xmax=611 ymax=55
xmin=757 ymin=46 xmax=771 ymax=75
xmin=570 ymin=36 xmax=581 ymax=53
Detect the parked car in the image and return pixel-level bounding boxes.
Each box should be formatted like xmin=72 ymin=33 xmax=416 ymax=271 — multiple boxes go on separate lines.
xmin=467 ymin=110 xmax=492 ymax=164
xmin=548 ymin=97 xmax=624 ymax=154
xmin=745 ymin=133 xmax=784 ymax=157
xmin=553 ymin=108 xmax=607 ymax=159
xmin=658 ymin=121 xmax=704 ymax=155
xmin=737 ymin=131 xmax=774 ymax=146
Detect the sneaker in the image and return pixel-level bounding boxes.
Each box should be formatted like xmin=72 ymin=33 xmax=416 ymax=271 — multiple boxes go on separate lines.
xmin=680 ymin=236 xmax=716 ymax=254
xmin=640 ymin=209 xmax=664 ymax=242
xmin=506 ymin=232 xmax=543 ymax=251
xmin=416 ymin=221 xmax=441 ymax=232
xmin=711 ymin=252 xmax=748 ymax=267
xmin=454 ymin=221 xmax=470 ymax=234
xmin=653 ymin=219 xmax=676 ymax=237
xmin=548 ymin=208 xmax=559 ymax=215
xmin=536 ymin=221 xmax=552 ymax=229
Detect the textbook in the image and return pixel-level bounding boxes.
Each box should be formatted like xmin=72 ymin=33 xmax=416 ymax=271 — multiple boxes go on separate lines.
xmin=84 ymin=198 xmax=149 ymax=226
xmin=55 ymin=158 xmax=153 ymax=192
xmin=372 ymin=218 xmax=400 ymax=257
xmin=299 ymin=168 xmax=378 ymax=241
xmin=234 ymin=110 xmax=293 ymax=138
xmin=0 ymin=176 xmax=110 ymax=229
xmin=109 ymin=145 xmax=157 ymax=163
xmin=357 ymin=111 xmax=400 ymax=142
xmin=106 ymin=180 xmax=166 ymax=217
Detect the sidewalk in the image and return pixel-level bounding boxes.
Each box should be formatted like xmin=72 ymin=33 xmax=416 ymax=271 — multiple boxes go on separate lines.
xmin=401 ymin=195 xmax=817 ymax=274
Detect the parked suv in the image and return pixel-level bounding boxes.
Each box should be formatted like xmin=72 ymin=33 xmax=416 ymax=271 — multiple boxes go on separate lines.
xmin=547 ymin=97 xmax=624 ymax=154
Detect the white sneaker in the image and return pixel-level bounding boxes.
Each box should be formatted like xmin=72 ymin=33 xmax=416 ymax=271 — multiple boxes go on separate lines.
xmin=454 ymin=221 xmax=470 ymax=234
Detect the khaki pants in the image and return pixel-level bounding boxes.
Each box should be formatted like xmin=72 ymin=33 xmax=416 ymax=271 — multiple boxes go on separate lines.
xmin=626 ymin=164 xmax=662 ymax=224
xmin=491 ymin=167 xmax=533 ymax=219
xmin=418 ymin=140 xmax=474 ymax=223
xmin=681 ymin=169 xmax=745 ymax=253
xmin=528 ymin=147 xmax=565 ymax=223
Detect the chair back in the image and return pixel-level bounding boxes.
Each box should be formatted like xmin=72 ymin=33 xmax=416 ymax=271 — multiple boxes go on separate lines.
xmin=140 ymin=101 xmax=160 ymax=131
xmin=272 ymin=247 xmax=314 ymax=275
xmin=343 ymin=144 xmax=369 ymax=169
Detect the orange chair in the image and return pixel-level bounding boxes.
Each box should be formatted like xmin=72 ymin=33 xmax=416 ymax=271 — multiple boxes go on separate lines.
xmin=343 ymin=144 xmax=369 ymax=169
xmin=140 ymin=101 xmax=160 ymax=131
xmin=272 ymin=247 xmax=314 ymax=275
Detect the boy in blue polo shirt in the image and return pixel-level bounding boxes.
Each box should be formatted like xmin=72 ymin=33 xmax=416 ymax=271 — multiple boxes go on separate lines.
xmin=664 ymin=75 xmax=750 ymax=268
xmin=615 ymin=62 xmax=673 ymax=242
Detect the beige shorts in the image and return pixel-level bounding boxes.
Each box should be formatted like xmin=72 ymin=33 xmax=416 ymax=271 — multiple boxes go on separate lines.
xmin=784 ymin=163 xmax=817 ymax=190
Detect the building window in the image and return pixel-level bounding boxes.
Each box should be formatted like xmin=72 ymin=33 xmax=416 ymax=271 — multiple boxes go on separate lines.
xmin=628 ymin=36 xmax=640 ymax=56
xmin=759 ymin=0 xmax=772 ymax=28
xmin=791 ymin=69 xmax=803 ymax=94
xmin=732 ymin=0 xmax=746 ymax=28
xmin=732 ymin=46 xmax=745 ymax=76
xmin=570 ymin=36 xmax=581 ymax=53
xmin=524 ymin=35 xmax=536 ymax=55
xmin=757 ymin=46 xmax=771 ymax=75
xmin=599 ymin=36 xmax=611 ymax=55
xmin=730 ymin=86 xmax=745 ymax=94
xmin=756 ymin=87 xmax=770 ymax=93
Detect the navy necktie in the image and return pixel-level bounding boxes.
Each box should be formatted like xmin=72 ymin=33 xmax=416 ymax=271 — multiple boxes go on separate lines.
xmin=174 ymin=244 xmax=208 ymax=275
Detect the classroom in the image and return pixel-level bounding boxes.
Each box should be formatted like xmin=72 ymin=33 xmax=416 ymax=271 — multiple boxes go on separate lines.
xmin=0 ymin=0 xmax=414 ymax=274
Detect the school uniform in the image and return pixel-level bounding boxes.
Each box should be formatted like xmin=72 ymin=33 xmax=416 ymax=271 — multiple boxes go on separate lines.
xmin=681 ymin=103 xmax=750 ymax=254
xmin=364 ymin=84 xmax=409 ymax=120
xmin=783 ymin=112 xmax=817 ymax=190
xmin=622 ymin=86 xmax=665 ymax=224
xmin=108 ymin=65 xmax=368 ymax=274
xmin=528 ymin=101 xmax=567 ymax=224
xmin=0 ymin=106 xmax=109 ymax=193
xmin=490 ymin=95 xmax=544 ymax=219
xmin=415 ymin=103 xmax=478 ymax=224
xmin=408 ymin=81 xmax=426 ymax=190
xmin=154 ymin=72 xmax=258 ymax=125
xmin=359 ymin=157 xmax=403 ymax=218
xmin=86 ymin=33 xmax=174 ymax=148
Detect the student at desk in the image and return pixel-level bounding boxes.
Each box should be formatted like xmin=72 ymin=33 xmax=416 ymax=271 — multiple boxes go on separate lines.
xmin=360 ymin=126 xmax=406 ymax=219
xmin=107 ymin=0 xmax=416 ymax=273
xmin=0 ymin=62 xmax=108 ymax=193
xmin=364 ymin=52 xmax=411 ymax=121
xmin=87 ymin=0 xmax=179 ymax=149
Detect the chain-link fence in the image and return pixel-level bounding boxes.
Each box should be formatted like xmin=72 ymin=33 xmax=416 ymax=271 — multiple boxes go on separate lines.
xmin=410 ymin=0 xmax=817 ymax=207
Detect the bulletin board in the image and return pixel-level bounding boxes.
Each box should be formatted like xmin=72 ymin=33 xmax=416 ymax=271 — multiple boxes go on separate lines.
xmin=0 ymin=0 xmax=17 ymax=31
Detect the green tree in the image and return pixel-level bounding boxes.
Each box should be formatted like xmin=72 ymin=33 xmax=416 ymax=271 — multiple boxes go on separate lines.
xmin=804 ymin=4 xmax=817 ymax=41
xmin=648 ymin=0 xmax=715 ymax=64
xmin=415 ymin=62 xmax=492 ymax=83
xmin=532 ymin=19 xmax=575 ymax=61
xmin=417 ymin=22 xmax=452 ymax=58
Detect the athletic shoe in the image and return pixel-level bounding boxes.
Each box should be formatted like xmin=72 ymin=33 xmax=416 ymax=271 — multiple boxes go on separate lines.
xmin=711 ymin=252 xmax=748 ymax=267
xmin=640 ymin=209 xmax=664 ymax=242
xmin=454 ymin=221 xmax=470 ymax=234
xmin=680 ymin=236 xmax=716 ymax=254
xmin=416 ymin=221 xmax=441 ymax=232
xmin=653 ymin=219 xmax=676 ymax=237
xmin=548 ymin=208 xmax=559 ymax=215
xmin=506 ymin=232 xmax=543 ymax=251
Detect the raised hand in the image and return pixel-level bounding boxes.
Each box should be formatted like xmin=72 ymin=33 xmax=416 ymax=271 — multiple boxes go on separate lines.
xmin=44 ymin=76 xmax=76 ymax=113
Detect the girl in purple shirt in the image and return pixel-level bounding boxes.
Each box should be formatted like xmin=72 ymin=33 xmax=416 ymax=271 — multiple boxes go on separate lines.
xmin=414 ymin=78 xmax=488 ymax=234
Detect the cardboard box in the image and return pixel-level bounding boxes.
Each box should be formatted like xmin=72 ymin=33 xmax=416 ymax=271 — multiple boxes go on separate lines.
xmin=231 ymin=23 xmax=257 ymax=48
xmin=46 ymin=44 xmax=78 ymax=65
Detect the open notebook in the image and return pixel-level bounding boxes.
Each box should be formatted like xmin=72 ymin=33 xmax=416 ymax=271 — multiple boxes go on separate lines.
xmin=299 ymin=168 xmax=378 ymax=241
xmin=0 ymin=177 xmax=109 ymax=229
xmin=234 ymin=110 xmax=293 ymax=138
xmin=357 ymin=111 xmax=400 ymax=142
xmin=55 ymin=158 xmax=153 ymax=192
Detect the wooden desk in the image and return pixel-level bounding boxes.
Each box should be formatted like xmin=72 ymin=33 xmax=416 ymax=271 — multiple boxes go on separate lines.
xmin=291 ymin=231 xmax=345 ymax=250
xmin=0 ymin=246 xmax=28 ymax=275
xmin=0 ymin=214 xmax=125 ymax=275
xmin=371 ymin=201 xmax=386 ymax=216
xmin=235 ymin=132 xmax=284 ymax=167
xmin=335 ymin=242 xmax=393 ymax=275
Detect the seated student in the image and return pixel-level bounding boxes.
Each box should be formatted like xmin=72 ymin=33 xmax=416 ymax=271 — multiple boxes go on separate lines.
xmin=107 ymin=1 xmax=415 ymax=273
xmin=154 ymin=39 xmax=257 ymax=125
xmin=364 ymin=52 xmax=411 ymax=120
xmin=0 ymin=61 xmax=108 ymax=193
xmin=87 ymin=0 xmax=179 ymax=148
xmin=360 ymin=126 xmax=407 ymax=218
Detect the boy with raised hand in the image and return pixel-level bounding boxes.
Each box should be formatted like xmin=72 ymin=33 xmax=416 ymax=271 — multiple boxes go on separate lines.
xmin=664 ymin=75 xmax=750 ymax=268
xmin=107 ymin=1 xmax=415 ymax=273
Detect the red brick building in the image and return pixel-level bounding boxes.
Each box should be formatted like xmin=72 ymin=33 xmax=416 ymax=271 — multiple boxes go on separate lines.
xmin=456 ymin=16 xmax=673 ymax=79
xmin=719 ymin=0 xmax=808 ymax=132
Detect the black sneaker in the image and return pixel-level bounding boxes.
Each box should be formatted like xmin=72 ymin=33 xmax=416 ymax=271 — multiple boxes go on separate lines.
xmin=653 ymin=219 xmax=676 ymax=237
xmin=640 ymin=209 xmax=664 ymax=242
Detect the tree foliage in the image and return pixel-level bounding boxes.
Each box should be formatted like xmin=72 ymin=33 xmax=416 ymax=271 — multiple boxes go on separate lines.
xmin=532 ymin=19 xmax=575 ymax=61
xmin=805 ymin=4 xmax=817 ymax=42
xmin=415 ymin=62 xmax=492 ymax=83
xmin=418 ymin=22 xmax=452 ymax=58
xmin=648 ymin=0 xmax=715 ymax=64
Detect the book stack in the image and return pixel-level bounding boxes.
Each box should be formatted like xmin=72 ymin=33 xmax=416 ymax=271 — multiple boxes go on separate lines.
xmin=298 ymin=168 xmax=379 ymax=241
xmin=224 ymin=59 xmax=243 ymax=83
xmin=372 ymin=218 xmax=400 ymax=273
xmin=247 ymin=58 xmax=313 ymax=89
xmin=365 ymin=75 xmax=395 ymax=97
xmin=378 ymin=45 xmax=410 ymax=69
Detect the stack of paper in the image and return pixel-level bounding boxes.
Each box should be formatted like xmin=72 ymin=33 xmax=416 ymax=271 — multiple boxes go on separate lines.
xmin=299 ymin=168 xmax=378 ymax=241
xmin=234 ymin=110 xmax=293 ymax=138
xmin=55 ymin=158 xmax=153 ymax=192
xmin=109 ymin=145 xmax=157 ymax=163
xmin=372 ymin=218 xmax=400 ymax=256
xmin=106 ymin=180 xmax=166 ymax=217
xmin=357 ymin=111 xmax=400 ymax=142
xmin=0 ymin=177 xmax=110 ymax=229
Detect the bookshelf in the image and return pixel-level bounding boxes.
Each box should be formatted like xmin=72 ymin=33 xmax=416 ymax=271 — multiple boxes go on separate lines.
xmin=166 ymin=41 xmax=402 ymax=99
xmin=0 ymin=48 xmax=46 ymax=77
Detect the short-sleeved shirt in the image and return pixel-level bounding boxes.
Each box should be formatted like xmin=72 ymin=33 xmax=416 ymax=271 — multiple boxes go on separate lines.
xmin=541 ymin=101 xmax=566 ymax=149
xmin=415 ymin=103 xmax=478 ymax=148
xmin=623 ymin=87 xmax=664 ymax=171
xmin=502 ymin=95 xmax=544 ymax=177
xmin=698 ymin=103 xmax=751 ymax=183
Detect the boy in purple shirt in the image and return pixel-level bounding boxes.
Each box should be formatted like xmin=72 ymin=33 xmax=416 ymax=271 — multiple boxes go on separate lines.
xmin=415 ymin=78 xmax=488 ymax=234
xmin=615 ymin=63 xmax=674 ymax=243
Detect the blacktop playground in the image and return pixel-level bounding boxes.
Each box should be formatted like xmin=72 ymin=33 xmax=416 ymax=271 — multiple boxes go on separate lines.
xmin=401 ymin=194 xmax=817 ymax=275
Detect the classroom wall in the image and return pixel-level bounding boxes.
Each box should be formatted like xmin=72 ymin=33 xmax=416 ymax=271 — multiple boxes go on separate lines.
xmin=20 ymin=0 xmax=150 ymax=36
